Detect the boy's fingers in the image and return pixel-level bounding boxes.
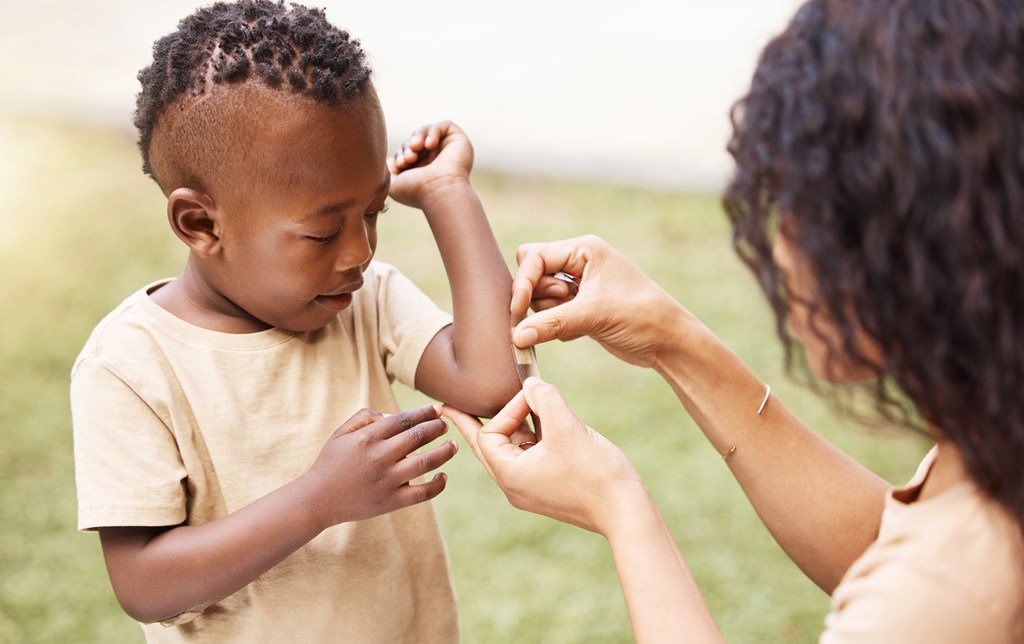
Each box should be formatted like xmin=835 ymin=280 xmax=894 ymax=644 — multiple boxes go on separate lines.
xmin=398 ymin=472 xmax=448 ymax=507
xmin=397 ymin=439 xmax=458 ymax=482
xmin=389 ymin=417 xmax=449 ymax=455
xmin=424 ymin=124 xmax=441 ymax=148
xmin=332 ymin=408 xmax=385 ymax=437
xmin=406 ymin=129 xmax=425 ymax=149
xmin=373 ymin=404 xmax=442 ymax=439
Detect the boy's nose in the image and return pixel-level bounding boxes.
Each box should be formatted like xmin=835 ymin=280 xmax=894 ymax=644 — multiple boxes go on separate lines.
xmin=335 ymin=227 xmax=373 ymax=270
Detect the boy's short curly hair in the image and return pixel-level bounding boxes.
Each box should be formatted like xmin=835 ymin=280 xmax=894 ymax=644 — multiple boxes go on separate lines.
xmin=725 ymin=0 xmax=1024 ymax=533
xmin=134 ymin=0 xmax=372 ymax=188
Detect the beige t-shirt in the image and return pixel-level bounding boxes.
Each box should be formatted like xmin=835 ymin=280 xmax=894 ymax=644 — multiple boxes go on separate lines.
xmin=822 ymin=448 xmax=1024 ymax=642
xmin=71 ymin=261 xmax=459 ymax=643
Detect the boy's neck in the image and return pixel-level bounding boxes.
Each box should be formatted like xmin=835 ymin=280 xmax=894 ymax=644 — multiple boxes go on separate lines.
xmin=149 ymin=262 xmax=271 ymax=334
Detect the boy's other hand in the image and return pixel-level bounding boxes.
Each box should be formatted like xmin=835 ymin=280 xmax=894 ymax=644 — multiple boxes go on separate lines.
xmin=388 ymin=121 xmax=474 ymax=210
xmin=300 ymin=404 xmax=457 ymax=532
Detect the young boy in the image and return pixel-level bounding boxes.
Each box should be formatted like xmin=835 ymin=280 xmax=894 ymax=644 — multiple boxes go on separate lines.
xmin=70 ymin=1 xmax=520 ymax=641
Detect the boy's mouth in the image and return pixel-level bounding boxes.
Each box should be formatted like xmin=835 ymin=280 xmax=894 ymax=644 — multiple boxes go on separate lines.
xmin=315 ymin=278 xmax=364 ymax=312
xmin=314 ymin=292 xmax=354 ymax=312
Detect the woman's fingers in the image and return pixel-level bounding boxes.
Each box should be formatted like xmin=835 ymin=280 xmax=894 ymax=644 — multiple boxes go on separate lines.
xmin=444 ymin=391 xmax=534 ymax=478
xmin=443 ymin=406 xmax=486 ymax=463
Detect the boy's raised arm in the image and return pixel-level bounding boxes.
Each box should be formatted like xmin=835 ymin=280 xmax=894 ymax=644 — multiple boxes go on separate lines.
xmin=389 ymin=121 xmax=521 ymax=417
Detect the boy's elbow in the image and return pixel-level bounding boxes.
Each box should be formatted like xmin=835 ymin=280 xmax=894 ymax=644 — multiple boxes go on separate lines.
xmin=111 ymin=578 xmax=191 ymax=625
xmin=456 ymin=371 xmax=522 ymax=418
xmin=114 ymin=590 xmax=174 ymax=625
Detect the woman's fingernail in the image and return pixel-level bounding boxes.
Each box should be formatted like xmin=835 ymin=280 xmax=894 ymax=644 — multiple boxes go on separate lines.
xmin=516 ymin=327 xmax=539 ymax=347
xmin=510 ymin=286 xmax=530 ymax=313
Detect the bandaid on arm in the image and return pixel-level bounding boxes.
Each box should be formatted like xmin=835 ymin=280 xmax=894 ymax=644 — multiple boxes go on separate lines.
xmin=508 ymin=272 xmax=578 ymax=443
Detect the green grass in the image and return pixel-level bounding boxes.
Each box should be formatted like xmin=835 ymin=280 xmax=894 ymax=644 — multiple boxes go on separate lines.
xmin=0 ymin=113 xmax=930 ymax=643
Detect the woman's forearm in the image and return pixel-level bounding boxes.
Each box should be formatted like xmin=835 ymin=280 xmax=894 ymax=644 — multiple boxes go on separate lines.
xmin=603 ymin=484 xmax=724 ymax=644
xmin=653 ymin=313 xmax=889 ymax=592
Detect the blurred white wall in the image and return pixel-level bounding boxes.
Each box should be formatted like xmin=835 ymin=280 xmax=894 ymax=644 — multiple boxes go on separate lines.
xmin=0 ymin=0 xmax=804 ymax=190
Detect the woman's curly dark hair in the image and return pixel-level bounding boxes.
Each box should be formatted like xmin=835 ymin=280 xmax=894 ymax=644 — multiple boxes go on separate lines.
xmin=724 ymin=0 xmax=1024 ymax=533
xmin=134 ymin=0 xmax=371 ymax=181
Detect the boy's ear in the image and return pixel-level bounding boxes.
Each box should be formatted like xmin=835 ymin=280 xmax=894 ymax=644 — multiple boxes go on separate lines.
xmin=167 ymin=188 xmax=222 ymax=257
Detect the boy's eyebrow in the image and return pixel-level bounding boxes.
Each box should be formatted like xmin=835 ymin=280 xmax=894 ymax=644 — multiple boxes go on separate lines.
xmin=301 ymin=176 xmax=391 ymax=221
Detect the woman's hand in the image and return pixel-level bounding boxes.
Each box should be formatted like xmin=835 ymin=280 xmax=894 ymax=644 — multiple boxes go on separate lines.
xmin=444 ymin=377 xmax=646 ymax=536
xmin=511 ymin=235 xmax=690 ymax=368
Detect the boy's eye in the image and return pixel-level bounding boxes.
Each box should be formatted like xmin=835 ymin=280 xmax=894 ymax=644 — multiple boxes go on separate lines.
xmin=365 ymin=203 xmax=390 ymax=221
xmin=308 ymin=203 xmax=388 ymax=242
xmin=308 ymin=231 xmax=340 ymax=244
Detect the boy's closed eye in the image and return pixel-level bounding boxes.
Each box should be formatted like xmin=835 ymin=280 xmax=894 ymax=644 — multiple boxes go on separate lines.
xmin=306 ymin=204 xmax=389 ymax=243
xmin=308 ymin=231 xmax=342 ymax=244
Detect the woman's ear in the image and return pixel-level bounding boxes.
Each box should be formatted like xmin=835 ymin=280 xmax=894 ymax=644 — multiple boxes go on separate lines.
xmin=167 ymin=188 xmax=222 ymax=258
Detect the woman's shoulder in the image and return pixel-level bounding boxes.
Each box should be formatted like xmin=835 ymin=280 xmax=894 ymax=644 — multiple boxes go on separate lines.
xmin=823 ymin=452 xmax=1024 ymax=642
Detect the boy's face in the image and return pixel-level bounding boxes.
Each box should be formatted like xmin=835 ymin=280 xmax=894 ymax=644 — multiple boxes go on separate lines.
xmin=201 ymin=91 xmax=389 ymax=332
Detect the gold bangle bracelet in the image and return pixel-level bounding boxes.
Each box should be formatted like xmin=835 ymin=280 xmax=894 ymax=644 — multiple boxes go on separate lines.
xmin=721 ymin=384 xmax=770 ymax=463
xmin=757 ymin=383 xmax=771 ymax=415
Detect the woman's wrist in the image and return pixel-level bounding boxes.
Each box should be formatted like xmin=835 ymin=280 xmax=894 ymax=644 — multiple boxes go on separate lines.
xmin=649 ymin=301 xmax=708 ymax=374
xmin=598 ymin=480 xmax=663 ymax=544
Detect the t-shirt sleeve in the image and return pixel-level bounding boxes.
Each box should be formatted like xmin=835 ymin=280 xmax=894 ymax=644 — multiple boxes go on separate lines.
xmin=371 ymin=262 xmax=453 ymax=388
xmin=820 ymin=557 xmax=996 ymax=643
xmin=72 ymin=357 xmax=188 ymax=531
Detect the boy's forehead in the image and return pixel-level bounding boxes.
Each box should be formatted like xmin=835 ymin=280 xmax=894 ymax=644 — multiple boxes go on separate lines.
xmin=148 ymin=79 xmax=386 ymax=199
xmin=213 ymin=82 xmax=384 ymax=138
xmin=221 ymin=86 xmax=387 ymax=194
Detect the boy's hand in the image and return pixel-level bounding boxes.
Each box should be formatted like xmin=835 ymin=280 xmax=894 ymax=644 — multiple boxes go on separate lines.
xmin=300 ymin=404 xmax=457 ymax=532
xmin=388 ymin=121 xmax=474 ymax=210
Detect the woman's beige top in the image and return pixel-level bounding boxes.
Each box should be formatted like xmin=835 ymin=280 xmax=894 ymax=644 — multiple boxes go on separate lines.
xmin=822 ymin=448 xmax=1024 ymax=642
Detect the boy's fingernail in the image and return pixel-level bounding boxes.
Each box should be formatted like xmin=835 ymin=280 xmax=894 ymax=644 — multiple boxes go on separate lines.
xmin=432 ymin=403 xmax=443 ymax=416
xmin=523 ymin=376 xmax=544 ymax=387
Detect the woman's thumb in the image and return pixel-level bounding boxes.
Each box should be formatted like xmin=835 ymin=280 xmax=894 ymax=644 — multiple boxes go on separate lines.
xmin=521 ymin=377 xmax=584 ymax=438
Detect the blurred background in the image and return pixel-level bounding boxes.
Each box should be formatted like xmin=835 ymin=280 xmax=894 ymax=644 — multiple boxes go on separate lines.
xmin=0 ymin=1 xmax=930 ymax=642
xmin=1 ymin=0 xmax=808 ymax=190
